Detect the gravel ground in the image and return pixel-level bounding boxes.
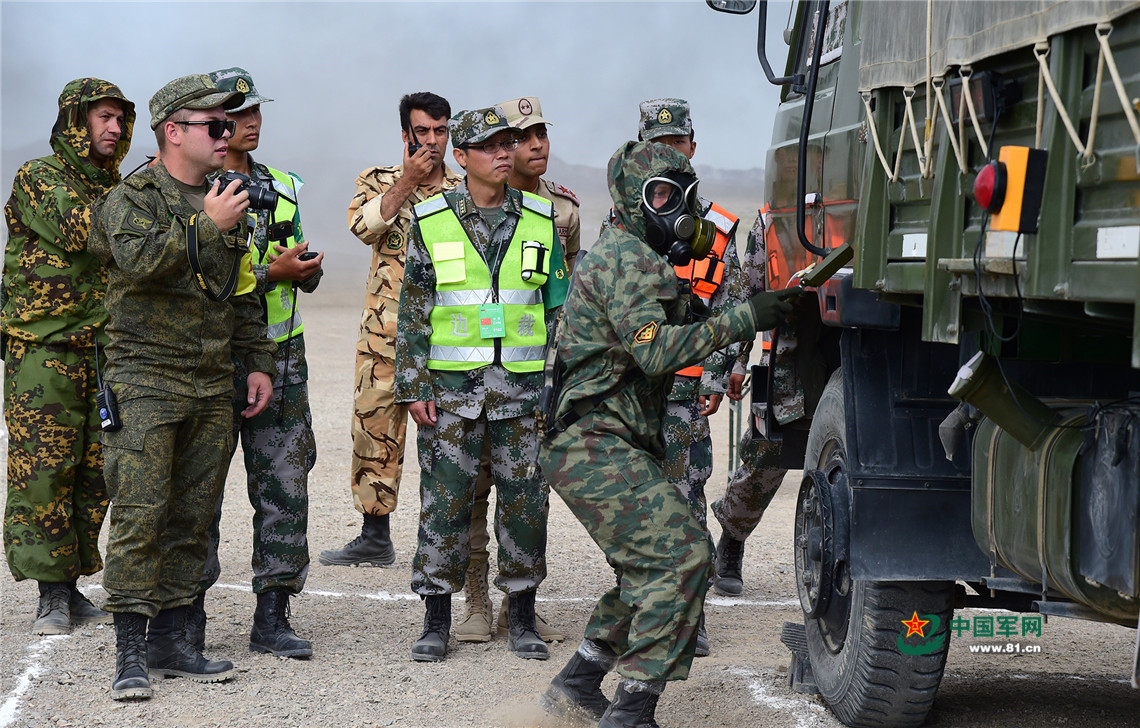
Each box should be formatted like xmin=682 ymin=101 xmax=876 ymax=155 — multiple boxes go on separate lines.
xmin=2 ymin=283 xmax=1137 ymax=728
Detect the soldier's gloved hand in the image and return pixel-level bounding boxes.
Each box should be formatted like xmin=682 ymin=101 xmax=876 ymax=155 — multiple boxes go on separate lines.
xmin=749 ymin=288 xmax=801 ymax=330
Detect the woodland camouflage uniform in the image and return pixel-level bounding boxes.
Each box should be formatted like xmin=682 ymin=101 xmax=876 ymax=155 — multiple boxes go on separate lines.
xmin=538 ymin=141 xmax=762 ymax=683
xmin=2 ymin=78 xmax=134 ymax=583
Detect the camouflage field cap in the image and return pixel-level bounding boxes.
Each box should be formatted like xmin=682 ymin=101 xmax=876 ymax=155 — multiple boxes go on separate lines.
xmin=448 ymin=106 xmax=515 ymax=148
xmin=208 ymin=67 xmax=273 ymax=112
xmin=149 ymin=74 xmax=245 ymax=129
xmin=638 ymin=98 xmax=693 ymax=141
xmin=497 ymin=96 xmax=552 ymax=130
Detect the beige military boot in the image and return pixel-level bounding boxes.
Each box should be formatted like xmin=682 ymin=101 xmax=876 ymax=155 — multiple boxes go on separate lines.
xmin=498 ymin=594 xmax=566 ymax=642
xmin=454 ymin=554 xmax=493 ymax=642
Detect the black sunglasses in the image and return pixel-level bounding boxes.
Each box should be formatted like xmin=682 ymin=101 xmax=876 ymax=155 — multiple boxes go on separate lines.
xmin=173 ymin=119 xmax=236 ymax=139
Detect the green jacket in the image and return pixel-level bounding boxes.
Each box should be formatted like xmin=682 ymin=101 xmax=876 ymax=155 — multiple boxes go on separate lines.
xmin=89 ymin=160 xmax=276 ymax=398
xmin=2 ymin=78 xmax=135 ymax=350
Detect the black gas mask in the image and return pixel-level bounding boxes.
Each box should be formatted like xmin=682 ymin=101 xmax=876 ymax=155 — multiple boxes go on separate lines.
xmin=641 ymin=171 xmax=717 ymax=266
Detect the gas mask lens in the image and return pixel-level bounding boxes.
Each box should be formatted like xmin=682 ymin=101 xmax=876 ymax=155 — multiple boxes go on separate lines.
xmin=643 ymin=177 xmax=685 ymax=215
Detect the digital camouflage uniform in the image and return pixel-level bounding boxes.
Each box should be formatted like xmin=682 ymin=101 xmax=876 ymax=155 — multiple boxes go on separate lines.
xmin=346 ymin=162 xmax=463 ymax=516
xmin=201 ymin=156 xmax=321 ymax=595
xmin=89 ymin=155 xmax=276 ymax=618
xmin=395 ymin=167 xmax=568 ymax=596
xmin=711 ymin=210 xmax=789 ymax=541
xmin=2 ymin=78 xmax=134 ymax=583
xmin=539 ymin=141 xmax=760 ymax=682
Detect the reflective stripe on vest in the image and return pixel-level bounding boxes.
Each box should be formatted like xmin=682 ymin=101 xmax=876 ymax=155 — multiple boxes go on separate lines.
xmin=418 ymin=191 xmax=553 ymax=373
xmin=675 ymin=202 xmax=738 ymax=378
xmin=251 ymin=167 xmax=306 ymax=343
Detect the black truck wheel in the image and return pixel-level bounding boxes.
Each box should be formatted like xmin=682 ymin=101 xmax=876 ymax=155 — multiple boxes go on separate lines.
xmin=797 ymin=370 xmax=954 ymax=728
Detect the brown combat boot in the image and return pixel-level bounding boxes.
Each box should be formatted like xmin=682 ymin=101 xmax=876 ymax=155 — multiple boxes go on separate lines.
xmin=455 ymin=553 xmax=493 ymax=642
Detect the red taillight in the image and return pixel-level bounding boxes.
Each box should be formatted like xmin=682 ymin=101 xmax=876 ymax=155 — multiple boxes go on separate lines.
xmin=974 ymin=161 xmax=1007 ymax=213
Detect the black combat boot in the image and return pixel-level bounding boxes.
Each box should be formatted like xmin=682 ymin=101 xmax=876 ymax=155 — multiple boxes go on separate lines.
xmin=694 ymin=613 xmax=710 ymax=657
xmin=68 ymin=582 xmax=111 ymax=626
xmin=508 ymin=590 xmax=549 ymax=660
xmin=250 ymin=588 xmax=312 ymax=658
xmin=185 ymin=592 xmax=207 ymax=652
xmin=147 ymin=606 xmax=234 ymax=682
xmin=410 ymin=594 xmax=451 ymax=662
xmin=32 ymin=581 xmax=71 ymax=635
xmin=317 ymin=512 xmax=395 ymax=566
xmin=539 ymin=639 xmax=616 ymax=722
xmin=712 ymin=532 xmax=746 ymax=596
xmin=597 ymin=679 xmax=665 ymax=728
xmin=111 ymin=612 xmax=152 ymax=701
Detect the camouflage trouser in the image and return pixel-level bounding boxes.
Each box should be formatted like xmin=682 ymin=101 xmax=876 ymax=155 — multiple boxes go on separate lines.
xmin=541 ymin=411 xmax=711 ymax=683
xmin=661 ymin=398 xmax=713 ymax=531
xmin=711 ymin=425 xmax=787 ymax=541
xmin=349 ymin=352 xmax=408 ymax=515
xmin=200 ymin=378 xmax=315 ymax=594
xmin=412 ymin=408 xmax=547 ymax=596
xmin=101 ymin=384 xmax=232 ymax=618
xmin=3 ymin=340 xmax=108 ymax=582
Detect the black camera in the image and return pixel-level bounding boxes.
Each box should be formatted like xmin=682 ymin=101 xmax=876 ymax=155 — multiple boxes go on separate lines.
xmin=217 ymin=171 xmax=278 ymax=210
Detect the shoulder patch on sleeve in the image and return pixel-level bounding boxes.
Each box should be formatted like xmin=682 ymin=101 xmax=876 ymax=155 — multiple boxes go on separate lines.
xmin=119 ymin=207 xmax=156 ymax=234
xmin=633 ymin=321 xmax=659 ymax=344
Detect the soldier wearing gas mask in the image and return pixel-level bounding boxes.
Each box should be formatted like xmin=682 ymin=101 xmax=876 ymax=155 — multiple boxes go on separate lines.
xmin=537 ymin=141 xmax=796 ymax=728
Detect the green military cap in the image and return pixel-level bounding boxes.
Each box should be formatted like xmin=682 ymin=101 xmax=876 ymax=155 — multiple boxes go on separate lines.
xmin=638 ymin=97 xmax=693 ymax=141
xmin=448 ymin=106 xmax=515 ymax=148
xmin=149 ymin=73 xmax=245 ymax=129
xmin=497 ymin=96 xmax=552 ymax=130
xmin=208 ymin=67 xmax=274 ymax=112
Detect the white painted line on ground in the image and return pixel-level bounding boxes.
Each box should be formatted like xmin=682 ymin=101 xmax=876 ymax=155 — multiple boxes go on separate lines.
xmin=211 ymin=582 xmax=798 ymax=608
xmin=727 ymin=667 xmax=829 ymax=728
xmin=1 ymin=636 xmax=68 ymax=728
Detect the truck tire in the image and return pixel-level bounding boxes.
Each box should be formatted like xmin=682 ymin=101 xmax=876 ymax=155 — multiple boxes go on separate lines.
xmin=798 ymin=369 xmax=954 ymax=728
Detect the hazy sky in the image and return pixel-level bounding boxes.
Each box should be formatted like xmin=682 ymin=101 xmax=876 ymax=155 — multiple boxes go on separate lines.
xmin=2 ymin=0 xmax=790 ymax=259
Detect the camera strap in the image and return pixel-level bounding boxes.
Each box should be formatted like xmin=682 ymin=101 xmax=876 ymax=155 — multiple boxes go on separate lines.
xmin=186 ymin=213 xmax=241 ymax=301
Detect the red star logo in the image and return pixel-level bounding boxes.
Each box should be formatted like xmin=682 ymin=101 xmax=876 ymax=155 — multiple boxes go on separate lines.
xmin=901 ymin=611 xmax=930 ymax=638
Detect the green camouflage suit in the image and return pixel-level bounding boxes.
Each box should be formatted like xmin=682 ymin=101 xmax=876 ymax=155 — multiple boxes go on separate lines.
xmin=711 ymin=211 xmax=789 ymax=540
xmin=395 ymin=181 xmax=568 ymax=596
xmin=2 ymin=79 xmax=134 ymax=583
xmin=89 ymin=160 xmax=276 ymax=618
xmin=539 ymin=142 xmax=761 ymax=682
xmin=201 ymin=158 xmax=320 ymax=595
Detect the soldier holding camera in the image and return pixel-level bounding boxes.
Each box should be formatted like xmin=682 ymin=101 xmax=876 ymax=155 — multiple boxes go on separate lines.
xmin=90 ymin=73 xmax=276 ymax=700
xmin=192 ymin=67 xmax=323 ymax=659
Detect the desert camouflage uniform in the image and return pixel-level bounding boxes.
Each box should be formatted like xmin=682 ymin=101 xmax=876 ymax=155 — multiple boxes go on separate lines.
xmin=395 ymin=180 xmax=567 ymax=596
xmin=712 ymin=211 xmax=798 ymax=540
xmin=89 ymin=160 xmax=276 ymax=617
xmin=346 ymin=163 xmax=463 ymax=516
xmin=2 ymin=78 xmax=134 ymax=583
xmin=201 ymin=158 xmax=321 ymax=594
xmin=539 ymin=142 xmax=761 ymax=682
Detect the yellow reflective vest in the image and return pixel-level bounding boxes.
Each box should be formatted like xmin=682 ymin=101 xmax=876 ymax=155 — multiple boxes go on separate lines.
xmin=415 ymin=192 xmax=554 ymax=373
xmin=246 ymin=167 xmax=305 ymax=343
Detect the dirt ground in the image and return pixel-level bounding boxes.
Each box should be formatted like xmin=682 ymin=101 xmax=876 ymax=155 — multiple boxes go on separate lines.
xmin=2 ymin=284 xmax=1138 ymax=728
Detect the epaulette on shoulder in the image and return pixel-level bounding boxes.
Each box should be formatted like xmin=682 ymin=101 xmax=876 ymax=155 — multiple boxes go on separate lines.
xmin=520 ymin=192 xmax=554 ymax=218
xmin=124 ymin=171 xmax=155 ymax=190
xmin=546 ymin=180 xmax=580 ymax=206
xmin=413 ymin=195 xmax=448 ymax=220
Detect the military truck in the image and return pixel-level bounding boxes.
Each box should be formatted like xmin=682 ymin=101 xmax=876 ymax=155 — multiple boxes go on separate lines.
xmin=708 ymin=1 xmax=1140 ymax=726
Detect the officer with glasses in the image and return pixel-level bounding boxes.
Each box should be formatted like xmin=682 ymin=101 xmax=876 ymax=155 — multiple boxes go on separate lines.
xmin=394 ymin=107 xmax=570 ymax=663
xmin=89 ymin=74 xmax=277 ymax=701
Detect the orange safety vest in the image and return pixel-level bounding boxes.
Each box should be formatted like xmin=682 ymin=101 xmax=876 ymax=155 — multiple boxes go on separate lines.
xmin=675 ymin=203 xmax=738 ymax=378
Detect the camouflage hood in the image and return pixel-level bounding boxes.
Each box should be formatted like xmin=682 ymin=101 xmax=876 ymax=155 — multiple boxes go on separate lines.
xmin=606 ymin=140 xmax=695 ymax=241
xmin=50 ymin=78 xmax=135 ymax=186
